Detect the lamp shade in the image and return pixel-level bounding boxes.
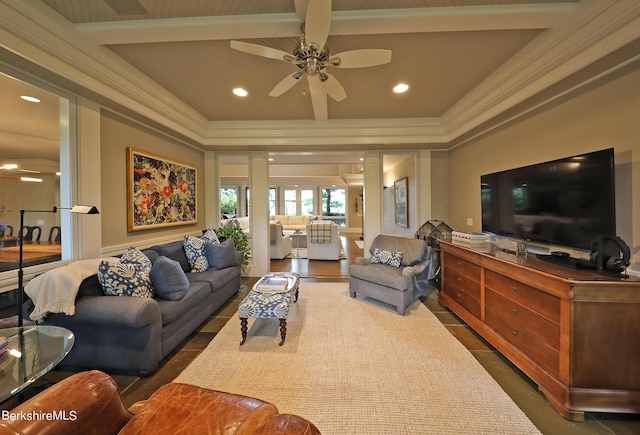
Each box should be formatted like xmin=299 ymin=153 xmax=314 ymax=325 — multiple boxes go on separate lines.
xmin=69 ymin=205 xmax=99 ymax=214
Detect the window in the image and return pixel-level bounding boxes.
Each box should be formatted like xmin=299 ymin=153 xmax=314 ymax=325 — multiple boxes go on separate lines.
xmin=220 ymin=186 xmax=238 ymax=218
xmin=284 ymin=187 xmax=315 ymax=216
xmin=321 ymin=188 xmax=346 ymax=226
xmin=268 ymin=187 xmax=277 ymax=215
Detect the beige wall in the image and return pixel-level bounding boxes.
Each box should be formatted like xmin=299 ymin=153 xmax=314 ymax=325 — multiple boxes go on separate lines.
xmin=444 ymin=64 xmax=640 ymax=272
xmin=100 ymin=110 xmax=205 ymax=249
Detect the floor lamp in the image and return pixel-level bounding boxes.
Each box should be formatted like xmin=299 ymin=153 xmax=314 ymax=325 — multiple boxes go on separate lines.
xmin=17 ymin=205 xmax=99 ymax=327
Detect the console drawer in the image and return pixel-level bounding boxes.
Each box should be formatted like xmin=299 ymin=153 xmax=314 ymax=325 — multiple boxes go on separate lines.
xmin=485 ymin=289 xmax=560 ymax=350
xmin=444 ymin=253 xmax=481 ymax=282
xmin=485 ymin=269 xmax=560 ymax=324
xmin=443 ymin=267 xmax=481 ymax=318
xmin=485 ymin=305 xmax=560 ymax=377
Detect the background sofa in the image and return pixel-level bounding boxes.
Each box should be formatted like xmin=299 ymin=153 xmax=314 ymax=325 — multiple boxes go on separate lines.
xmin=270 ymin=214 xmax=319 ymax=231
xmin=34 ymin=238 xmax=242 ymax=375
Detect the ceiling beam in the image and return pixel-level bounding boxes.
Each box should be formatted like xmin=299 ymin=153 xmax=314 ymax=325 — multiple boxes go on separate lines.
xmin=74 ymin=4 xmax=577 ymax=45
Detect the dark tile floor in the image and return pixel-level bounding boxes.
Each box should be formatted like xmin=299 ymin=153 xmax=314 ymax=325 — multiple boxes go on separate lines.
xmin=24 ymin=277 xmax=640 ymax=434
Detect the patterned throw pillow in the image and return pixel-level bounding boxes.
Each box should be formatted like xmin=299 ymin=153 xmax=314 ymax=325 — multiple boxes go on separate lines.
xmin=183 ymin=235 xmax=209 ymax=272
xmin=201 ymin=228 xmax=220 ymax=244
xmin=371 ymin=248 xmax=403 ymax=267
xmin=98 ymin=247 xmax=154 ymax=297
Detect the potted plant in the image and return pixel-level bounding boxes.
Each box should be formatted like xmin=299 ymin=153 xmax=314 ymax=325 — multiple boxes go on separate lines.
xmin=215 ymin=226 xmax=250 ymax=272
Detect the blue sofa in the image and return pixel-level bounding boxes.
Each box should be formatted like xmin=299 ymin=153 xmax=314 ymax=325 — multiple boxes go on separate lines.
xmin=35 ymin=239 xmax=242 ymax=375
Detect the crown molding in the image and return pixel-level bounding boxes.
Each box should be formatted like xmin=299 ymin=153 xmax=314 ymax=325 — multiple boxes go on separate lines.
xmin=442 ymin=0 xmax=640 ymax=138
xmin=0 ymin=0 xmax=210 ymax=143
xmin=203 ymin=118 xmax=446 ymax=147
xmin=75 ymin=4 xmax=575 ymax=45
xmin=0 ymin=1 xmax=638 ymax=150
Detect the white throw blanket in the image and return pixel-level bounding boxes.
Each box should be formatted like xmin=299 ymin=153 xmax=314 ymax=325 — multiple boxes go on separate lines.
xmin=25 ymin=258 xmax=115 ymax=322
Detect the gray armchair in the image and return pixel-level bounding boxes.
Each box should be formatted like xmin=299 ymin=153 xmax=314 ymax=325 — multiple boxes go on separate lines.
xmin=349 ymin=235 xmax=431 ymax=315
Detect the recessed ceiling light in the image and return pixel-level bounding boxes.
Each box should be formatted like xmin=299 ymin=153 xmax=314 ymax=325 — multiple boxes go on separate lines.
xmin=0 ymin=164 xmax=18 ymax=170
xmin=20 ymin=95 xmax=41 ymax=103
xmin=393 ymin=83 xmax=409 ymax=93
xmin=268 ymin=158 xmax=274 ymax=162
xmin=232 ymin=88 xmax=248 ymax=97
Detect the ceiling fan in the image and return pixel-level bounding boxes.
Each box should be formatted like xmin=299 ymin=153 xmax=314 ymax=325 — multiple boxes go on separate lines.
xmin=230 ymin=0 xmax=392 ymax=121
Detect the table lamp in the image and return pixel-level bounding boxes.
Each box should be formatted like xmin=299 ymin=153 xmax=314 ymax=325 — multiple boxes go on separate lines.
xmin=17 ymin=205 xmax=99 ymax=326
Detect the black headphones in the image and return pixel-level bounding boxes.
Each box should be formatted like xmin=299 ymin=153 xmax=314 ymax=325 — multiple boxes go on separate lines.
xmin=589 ymin=235 xmax=631 ymax=273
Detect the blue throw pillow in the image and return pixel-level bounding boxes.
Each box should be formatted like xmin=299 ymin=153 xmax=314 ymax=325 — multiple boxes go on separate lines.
xmin=201 ymin=228 xmax=220 ymax=244
xmin=183 ymin=235 xmax=209 ymax=272
xmin=371 ymin=248 xmax=403 ymax=268
xmin=98 ymin=260 xmax=154 ymax=298
xmin=121 ymin=246 xmax=152 ymax=270
xmin=98 ymin=247 xmax=154 ymax=297
xmin=150 ymin=256 xmax=190 ymax=300
xmin=205 ymin=239 xmax=239 ymax=270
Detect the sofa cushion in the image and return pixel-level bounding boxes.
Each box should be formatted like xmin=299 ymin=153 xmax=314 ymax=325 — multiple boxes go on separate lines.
xmin=183 ymin=235 xmax=209 ymax=272
xmin=150 ymin=256 xmax=190 ymax=301
xmin=188 ymin=266 xmax=239 ymax=292
xmin=153 ymin=241 xmax=190 ymax=272
xmin=155 ymin=281 xmax=211 ymax=325
xmin=205 ymin=239 xmax=239 ymax=270
xmin=98 ymin=260 xmax=154 ymax=298
xmin=371 ymin=248 xmax=403 ymax=267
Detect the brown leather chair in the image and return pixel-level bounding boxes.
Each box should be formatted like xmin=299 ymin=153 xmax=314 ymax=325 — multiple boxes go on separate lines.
xmin=0 ymin=370 xmax=320 ymax=435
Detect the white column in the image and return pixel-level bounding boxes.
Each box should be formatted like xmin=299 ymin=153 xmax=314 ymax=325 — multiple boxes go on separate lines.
xmin=249 ymin=152 xmax=269 ymax=277
xmin=362 ymin=152 xmax=383 ymax=255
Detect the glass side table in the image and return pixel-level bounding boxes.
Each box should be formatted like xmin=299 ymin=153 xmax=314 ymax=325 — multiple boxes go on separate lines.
xmin=0 ymin=325 xmax=74 ymax=403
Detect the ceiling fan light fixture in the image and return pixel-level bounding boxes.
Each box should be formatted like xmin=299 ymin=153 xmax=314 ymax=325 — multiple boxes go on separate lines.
xmin=232 ymin=88 xmax=248 ymax=97
xmin=393 ymin=83 xmax=409 ymax=94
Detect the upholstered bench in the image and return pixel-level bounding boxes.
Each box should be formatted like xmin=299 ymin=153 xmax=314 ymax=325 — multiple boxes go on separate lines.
xmin=239 ymin=273 xmax=299 ymax=346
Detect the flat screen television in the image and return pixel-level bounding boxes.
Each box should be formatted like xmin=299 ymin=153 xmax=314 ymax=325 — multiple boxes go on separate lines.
xmin=481 ymin=148 xmax=616 ymax=251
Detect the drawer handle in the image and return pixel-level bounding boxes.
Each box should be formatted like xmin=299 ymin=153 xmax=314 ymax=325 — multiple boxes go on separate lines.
xmin=456 ymin=293 xmax=461 ymax=298
xmin=456 ymin=277 xmax=462 ymax=282
xmin=456 ymin=261 xmax=462 ymax=266
xmin=511 ymin=308 xmax=518 ymax=314
xmin=511 ymin=286 xmax=518 ymax=292
xmin=511 ymin=330 xmax=518 ymax=337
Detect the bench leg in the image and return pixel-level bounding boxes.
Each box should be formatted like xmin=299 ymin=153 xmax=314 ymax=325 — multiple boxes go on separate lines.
xmin=279 ymin=318 xmax=287 ymax=346
xmin=240 ymin=318 xmax=248 ymax=345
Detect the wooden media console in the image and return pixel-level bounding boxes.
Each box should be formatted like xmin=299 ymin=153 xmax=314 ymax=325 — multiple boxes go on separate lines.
xmin=438 ymin=240 xmax=640 ymax=421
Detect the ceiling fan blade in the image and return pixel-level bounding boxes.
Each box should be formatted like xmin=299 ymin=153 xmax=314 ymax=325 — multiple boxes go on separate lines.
xmin=321 ymin=74 xmax=346 ymax=102
xmin=230 ymin=40 xmax=291 ymax=62
xmin=308 ymin=76 xmax=328 ymax=121
xmin=269 ymin=73 xmax=303 ymax=97
xmin=332 ymin=49 xmax=392 ymax=68
xmin=294 ymin=0 xmax=309 ymax=22
xmin=304 ymin=0 xmax=331 ymax=49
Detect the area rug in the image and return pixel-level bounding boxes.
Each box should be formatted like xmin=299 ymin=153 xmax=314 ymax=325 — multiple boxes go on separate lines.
xmin=174 ymin=283 xmax=541 ymax=434
xmin=285 ymin=248 xmax=346 ymax=260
